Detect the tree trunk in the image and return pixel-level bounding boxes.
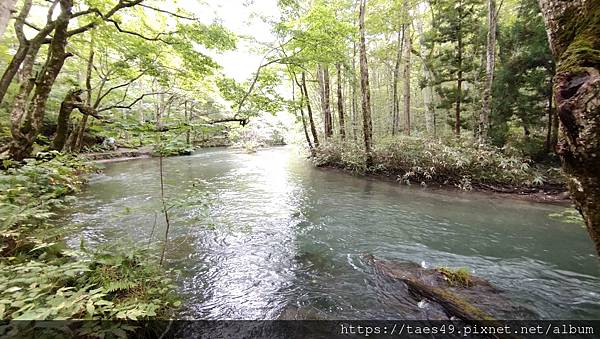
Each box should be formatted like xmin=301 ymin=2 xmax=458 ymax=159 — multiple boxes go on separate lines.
xmin=72 ymin=36 xmax=95 ymax=152
xmin=545 ymin=79 xmax=555 ymax=153
xmin=0 ymin=0 xmax=18 ymax=38
xmin=336 ymin=63 xmax=346 ymax=140
xmin=416 ymin=9 xmax=435 ymax=136
xmin=479 ymin=0 xmax=497 ymax=143
xmin=0 ymin=0 xmax=33 ymax=106
xmin=403 ymin=23 xmax=412 ymax=136
xmin=318 ymin=64 xmax=333 ymax=138
xmin=392 ymin=27 xmax=404 ymax=136
xmin=9 ymin=0 xmax=73 ymax=161
xmin=301 ymin=72 xmax=319 ymax=147
xmin=352 ymin=41 xmax=359 ymax=142
xmin=455 ymin=17 xmax=464 ymax=137
xmin=359 ymin=0 xmax=374 ymax=167
xmin=52 ymin=90 xmax=80 ymax=151
xmin=538 ymin=0 xmax=600 ymax=255
xmin=293 ymin=78 xmax=314 ymax=154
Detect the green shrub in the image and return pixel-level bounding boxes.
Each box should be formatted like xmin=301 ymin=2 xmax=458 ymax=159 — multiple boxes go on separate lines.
xmin=313 ymin=136 xmax=564 ymax=189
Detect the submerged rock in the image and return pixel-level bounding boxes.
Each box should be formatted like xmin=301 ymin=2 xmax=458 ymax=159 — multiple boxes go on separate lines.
xmin=364 ymin=255 xmax=535 ymax=320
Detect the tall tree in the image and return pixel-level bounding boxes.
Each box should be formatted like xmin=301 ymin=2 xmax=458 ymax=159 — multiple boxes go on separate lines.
xmin=359 ymin=0 xmax=373 ymax=166
xmin=416 ymin=5 xmax=435 ymax=135
xmin=391 ymin=27 xmax=403 ymax=135
xmin=336 ymin=63 xmax=346 ymax=140
xmin=430 ymin=0 xmax=481 ymax=136
xmin=403 ymin=20 xmax=412 ymax=136
xmin=301 ymin=72 xmax=320 ymax=147
xmin=9 ymin=0 xmax=74 ymax=161
xmin=538 ymin=0 xmax=600 ymax=255
xmin=479 ymin=0 xmax=497 ymax=142
xmin=318 ymin=64 xmax=334 ymax=138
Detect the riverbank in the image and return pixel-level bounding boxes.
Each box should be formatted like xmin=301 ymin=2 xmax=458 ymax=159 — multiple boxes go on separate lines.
xmin=313 ymin=138 xmax=570 ymax=205
xmin=0 ymin=153 xmax=179 ymax=330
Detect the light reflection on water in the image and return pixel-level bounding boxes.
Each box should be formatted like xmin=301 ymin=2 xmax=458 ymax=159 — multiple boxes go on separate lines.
xmin=65 ymin=147 xmax=600 ymax=320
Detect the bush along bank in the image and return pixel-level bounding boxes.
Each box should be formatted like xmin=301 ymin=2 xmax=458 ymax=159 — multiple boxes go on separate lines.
xmin=313 ymin=137 xmax=566 ymax=194
xmin=0 ymin=152 xmax=180 ymax=337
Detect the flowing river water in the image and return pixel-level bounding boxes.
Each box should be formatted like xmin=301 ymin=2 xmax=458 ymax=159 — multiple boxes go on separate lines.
xmin=65 ymin=147 xmax=600 ymax=320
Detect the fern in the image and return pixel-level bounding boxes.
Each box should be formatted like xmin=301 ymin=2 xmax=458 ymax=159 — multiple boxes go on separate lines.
xmin=105 ymin=280 xmax=138 ymax=293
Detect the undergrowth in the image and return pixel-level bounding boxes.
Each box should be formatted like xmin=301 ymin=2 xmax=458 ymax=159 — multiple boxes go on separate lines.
xmin=0 ymin=152 xmax=179 ymax=336
xmin=313 ymin=137 xmax=565 ymax=190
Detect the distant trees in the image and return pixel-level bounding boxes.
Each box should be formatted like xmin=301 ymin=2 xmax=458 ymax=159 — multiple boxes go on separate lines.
xmin=0 ymin=0 xmax=238 ymax=160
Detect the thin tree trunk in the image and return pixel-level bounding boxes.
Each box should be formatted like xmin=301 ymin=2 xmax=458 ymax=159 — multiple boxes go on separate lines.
xmin=352 ymin=41 xmax=359 ymax=142
xmin=545 ymin=79 xmax=555 ymax=153
xmin=416 ymin=13 xmax=435 ymax=135
xmin=455 ymin=11 xmax=463 ymax=137
xmin=293 ymin=78 xmax=314 ymax=154
xmin=538 ymin=0 xmax=600 ymax=255
xmin=185 ymin=101 xmax=191 ymax=145
xmin=73 ymin=36 xmax=95 ymax=152
xmin=392 ymin=27 xmax=404 ymax=136
xmin=0 ymin=0 xmax=18 ymax=38
xmin=359 ymin=0 xmax=374 ymax=167
xmin=403 ymin=23 xmax=412 ymax=136
xmin=479 ymin=0 xmax=497 ymax=143
xmin=336 ymin=63 xmax=346 ymax=140
xmin=301 ymin=72 xmax=319 ymax=147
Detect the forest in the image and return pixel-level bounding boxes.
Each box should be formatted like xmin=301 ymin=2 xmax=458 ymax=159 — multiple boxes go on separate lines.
xmin=0 ymin=0 xmax=599 ymax=336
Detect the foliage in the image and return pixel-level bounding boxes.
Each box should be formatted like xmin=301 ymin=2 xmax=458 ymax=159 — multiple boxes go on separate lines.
xmin=0 ymin=155 xmax=179 ymax=325
xmin=0 ymin=245 xmax=179 ymax=322
xmin=313 ymin=136 xmax=564 ymax=190
xmin=437 ymin=267 xmax=473 ymax=288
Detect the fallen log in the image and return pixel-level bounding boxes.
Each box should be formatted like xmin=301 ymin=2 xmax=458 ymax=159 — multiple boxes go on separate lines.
xmin=364 ymin=255 xmax=534 ymax=323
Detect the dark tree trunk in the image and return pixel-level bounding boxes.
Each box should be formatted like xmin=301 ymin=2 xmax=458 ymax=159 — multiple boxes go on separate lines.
xmin=336 ymin=63 xmax=346 ymax=140
xmin=301 ymin=72 xmax=319 ymax=147
xmin=359 ymin=0 xmax=374 ymax=167
xmin=538 ymin=0 xmax=600 ymax=255
xmin=545 ymin=79 xmax=555 ymax=153
xmin=293 ymin=78 xmax=314 ymax=154
xmin=9 ymin=0 xmax=73 ymax=161
xmin=392 ymin=27 xmax=404 ymax=136
xmin=52 ymin=90 xmax=80 ymax=151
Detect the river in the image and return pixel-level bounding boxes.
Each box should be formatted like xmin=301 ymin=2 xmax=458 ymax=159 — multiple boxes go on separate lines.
xmin=64 ymin=146 xmax=600 ymax=320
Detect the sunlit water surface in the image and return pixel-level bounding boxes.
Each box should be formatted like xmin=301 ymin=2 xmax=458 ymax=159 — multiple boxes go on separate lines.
xmin=64 ymin=147 xmax=600 ymax=320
